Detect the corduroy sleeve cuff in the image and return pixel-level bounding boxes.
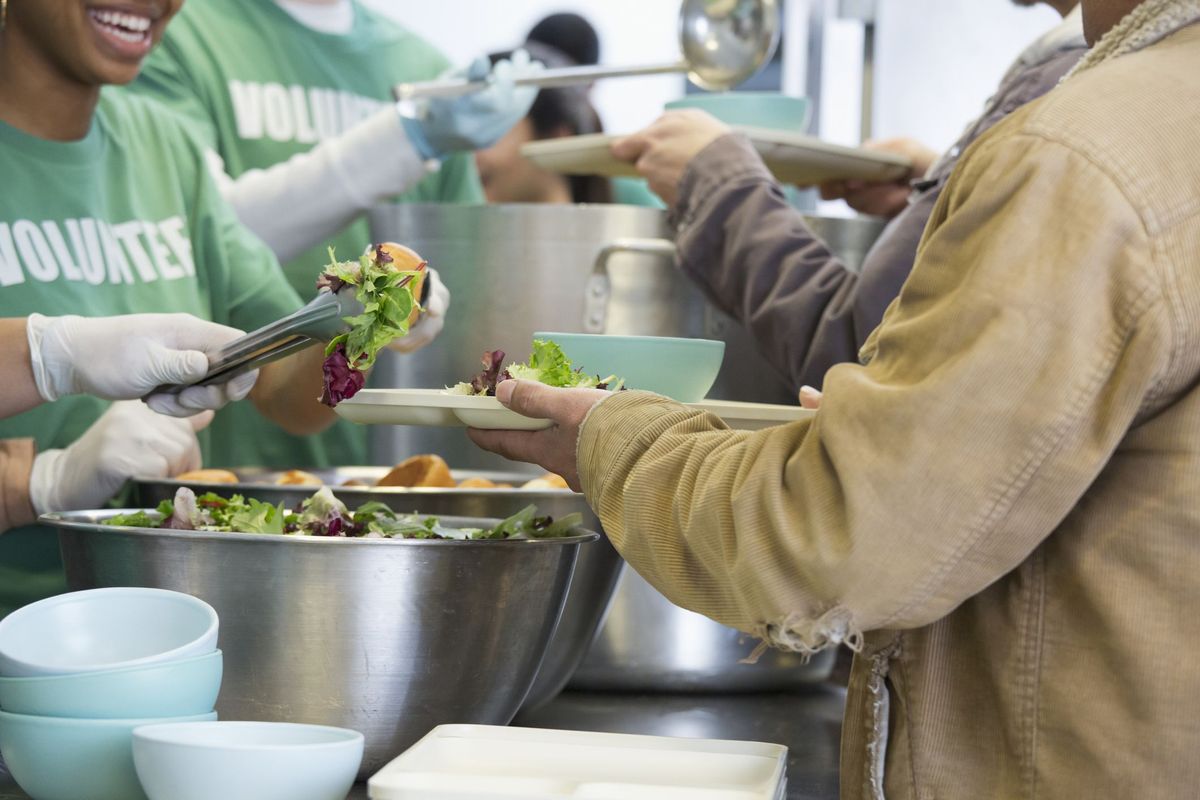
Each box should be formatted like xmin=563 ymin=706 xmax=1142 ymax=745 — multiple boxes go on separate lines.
xmin=577 ymin=390 xmax=725 ymax=518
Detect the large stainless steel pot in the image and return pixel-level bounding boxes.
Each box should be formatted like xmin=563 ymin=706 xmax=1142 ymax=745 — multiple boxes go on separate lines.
xmin=368 ymin=203 xmax=675 ymax=471
xmin=132 ymin=469 xmax=623 ymax=713
xmin=43 ymin=509 xmax=597 ymax=778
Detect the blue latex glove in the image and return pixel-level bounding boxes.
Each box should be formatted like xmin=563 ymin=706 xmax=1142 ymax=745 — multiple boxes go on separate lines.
xmin=401 ymin=49 xmax=542 ymax=160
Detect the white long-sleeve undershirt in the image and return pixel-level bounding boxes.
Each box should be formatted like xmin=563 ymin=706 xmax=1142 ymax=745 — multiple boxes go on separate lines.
xmin=206 ymin=108 xmax=430 ymax=263
xmin=206 ymin=0 xmax=431 ymax=263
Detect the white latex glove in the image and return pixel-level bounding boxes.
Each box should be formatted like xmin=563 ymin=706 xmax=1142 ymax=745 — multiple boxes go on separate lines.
xmin=401 ymin=50 xmax=542 ymax=160
xmin=29 ymin=401 xmax=212 ymax=515
xmin=387 ymin=267 xmax=450 ymax=354
xmin=27 ymin=313 xmax=258 ymax=417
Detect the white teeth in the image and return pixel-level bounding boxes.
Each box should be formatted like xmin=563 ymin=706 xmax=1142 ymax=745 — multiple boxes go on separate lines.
xmin=120 ymin=13 xmax=151 ymax=31
xmin=109 ymin=26 xmax=145 ymax=43
xmin=88 ymin=8 xmax=152 ymax=37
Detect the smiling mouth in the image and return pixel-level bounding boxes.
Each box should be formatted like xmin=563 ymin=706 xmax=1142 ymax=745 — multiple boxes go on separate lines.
xmin=87 ymin=7 xmax=154 ymax=50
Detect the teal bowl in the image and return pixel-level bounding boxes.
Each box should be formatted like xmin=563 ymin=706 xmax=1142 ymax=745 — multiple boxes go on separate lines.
xmin=133 ymin=722 xmax=364 ymax=800
xmin=0 ymin=650 xmax=222 ymax=719
xmin=666 ymin=92 xmax=811 ymax=133
xmin=0 ymin=587 xmax=218 ymax=677
xmin=0 ymin=709 xmax=217 ymax=800
xmin=534 ymin=332 xmax=725 ymax=403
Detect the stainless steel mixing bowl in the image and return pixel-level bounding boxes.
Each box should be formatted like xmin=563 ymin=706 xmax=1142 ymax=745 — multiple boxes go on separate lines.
xmin=41 ymin=509 xmax=598 ymax=778
xmin=131 ymin=469 xmax=623 ymax=713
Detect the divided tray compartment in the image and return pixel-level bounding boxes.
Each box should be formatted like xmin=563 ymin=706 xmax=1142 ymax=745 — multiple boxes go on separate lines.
xmin=368 ymin=725 xmax=787 ymax=800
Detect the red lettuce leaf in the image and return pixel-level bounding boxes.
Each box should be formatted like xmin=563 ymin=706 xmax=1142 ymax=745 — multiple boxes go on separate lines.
xmin=319 ymin=343 xmax=367 ymax=407
xmin=468 ymin=350 xmax=513 ymax=396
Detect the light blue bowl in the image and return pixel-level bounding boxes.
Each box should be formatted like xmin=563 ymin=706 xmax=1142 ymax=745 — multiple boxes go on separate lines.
xmin=0 ymin=650 xmax=222 ymax=719
xmin=133 ymin=722 xmax=364 ymax=800
xmin=0 ymin=588 xmax=218 ymax=677
xmin=0 ymin=710 xmax=217 ymax=800
xmin=666 ymin=92 xmax=811 ymax=133
xmin=534 ymin=332 xmax=725 ymax=403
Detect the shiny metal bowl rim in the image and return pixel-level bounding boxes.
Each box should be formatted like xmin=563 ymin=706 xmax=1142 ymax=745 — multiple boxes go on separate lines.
xmin=39 ymin=510 xmax=600 ymax=549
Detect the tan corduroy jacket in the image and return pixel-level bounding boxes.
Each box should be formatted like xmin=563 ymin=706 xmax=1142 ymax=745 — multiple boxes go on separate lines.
xmin=578 ymin=5 xmax=1200 ymax=798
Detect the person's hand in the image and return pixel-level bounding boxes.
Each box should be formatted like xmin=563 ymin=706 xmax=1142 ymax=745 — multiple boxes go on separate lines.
xmin=466 ymin=380 xmax=612 ymax=491
xmin=403 ymin=50 xmax=543 ymax=160
xmin=387 ymin=267 xmax=450 ymax=354
xmin=26 ymin=313 xmax=257 ymax=417
xmin=798 ymin=385 xmax=823 ymax=409
xmin=818 ymin=138 xmax=939 ymax=219
xmin=611 ymin=110 xmax=732 ymax=207
xmin=29 ymin=401 xmax=213 ymax=514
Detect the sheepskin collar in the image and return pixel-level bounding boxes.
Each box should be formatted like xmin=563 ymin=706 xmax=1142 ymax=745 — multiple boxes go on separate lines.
xmin=1071 ymin=0 xmax=1200 ymax=75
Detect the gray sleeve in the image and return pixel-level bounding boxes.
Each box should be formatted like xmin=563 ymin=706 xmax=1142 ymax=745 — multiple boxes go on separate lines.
xmin=671 ymin=47 xmax=1087 ymax=392
xmin=673 ymin=134 xmax=934 ymax=391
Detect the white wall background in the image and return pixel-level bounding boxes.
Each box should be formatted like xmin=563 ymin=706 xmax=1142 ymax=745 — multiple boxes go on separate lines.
xmin=361 ymin=0 xmax=1066 ymax=154
xmin=867 ymin=0 xmax=1061 ymax=151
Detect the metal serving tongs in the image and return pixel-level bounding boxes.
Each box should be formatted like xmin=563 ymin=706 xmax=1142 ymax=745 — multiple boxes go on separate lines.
xmin=156 ymin=288 xmax=365 ymax=394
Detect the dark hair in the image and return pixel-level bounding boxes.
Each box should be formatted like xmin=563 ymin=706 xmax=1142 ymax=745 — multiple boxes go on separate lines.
xmin=490 ymin=42 xmax=612 ymax=204
xmin=527 ymin=13 xmax=600 ymax=67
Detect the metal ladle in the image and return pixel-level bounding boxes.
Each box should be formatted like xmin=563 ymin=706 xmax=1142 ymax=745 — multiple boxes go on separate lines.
xmin=393 ymin=0 xmax=781 ymax=101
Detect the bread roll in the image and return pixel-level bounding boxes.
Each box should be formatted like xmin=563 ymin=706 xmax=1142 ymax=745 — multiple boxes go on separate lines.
xmin=521 ymin=473 xmax=570 ymax=491
xmin=457 ymin=477 xmax=499 ymax=489
xmin=373 ymin=242 xmax=427 ymax=326
xmin=377 ymin=454 xmax=456 ymax=488
xmin=175 ymin=469 xmax=239 ymax=484
xmin=275 ymin=470 xmax=323 ymax=486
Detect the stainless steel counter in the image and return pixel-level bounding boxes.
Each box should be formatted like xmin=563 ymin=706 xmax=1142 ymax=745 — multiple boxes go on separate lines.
xmin=0 ymin=687 xmax=844 ymax=799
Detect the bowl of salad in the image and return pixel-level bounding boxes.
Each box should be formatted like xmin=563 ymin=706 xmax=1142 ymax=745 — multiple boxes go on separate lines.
xmin=130 ymin=463 xmax=625 ymax=714
xmin=529 ymin=333 xmax=725 ymax=403
xmin=39 ymin=489 xmax=598 ymax=778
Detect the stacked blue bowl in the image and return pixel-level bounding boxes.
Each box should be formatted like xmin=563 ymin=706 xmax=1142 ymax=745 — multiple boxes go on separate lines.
xmin=0 ymin=588 xmax=222 ymax=800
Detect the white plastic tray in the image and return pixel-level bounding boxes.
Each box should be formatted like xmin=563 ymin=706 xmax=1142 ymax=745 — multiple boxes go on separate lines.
xmin=522 ymin=126 xmax=912 ymax=186
xmin=368 ymin=725 xmax=787 ymax=800
xmin=336 ymin=390 xmax=814 ymax=432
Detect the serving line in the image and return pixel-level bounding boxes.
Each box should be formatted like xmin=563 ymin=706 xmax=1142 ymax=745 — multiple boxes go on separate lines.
xmin=0 ymin=687 xmax=843 ymax=799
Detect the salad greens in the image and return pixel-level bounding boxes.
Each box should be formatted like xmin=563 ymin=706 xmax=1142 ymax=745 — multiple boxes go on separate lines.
xmin=319 ymin=245 xmax=426 ymax=406
xmin=106 ymin=502 xmax=173 ymax=530
xmin=105 ymin=487 xmax=583 ymax=542
xmin=447 ymin=339 xmax=622 ymax=397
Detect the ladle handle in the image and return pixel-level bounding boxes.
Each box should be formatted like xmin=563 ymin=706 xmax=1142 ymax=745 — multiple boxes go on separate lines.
xmin=394 ymin=60 xmax=688 ymax=102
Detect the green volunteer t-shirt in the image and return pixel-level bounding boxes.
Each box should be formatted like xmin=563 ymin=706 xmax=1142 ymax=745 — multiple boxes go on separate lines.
xmin=131 ymin=0 xmax=485 ymax=469
xmin=0 ymin=89 xmax=303 ymax=616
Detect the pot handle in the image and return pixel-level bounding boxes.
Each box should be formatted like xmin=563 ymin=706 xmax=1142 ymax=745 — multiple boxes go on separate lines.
xmin=585 ymin=238 xmax=678 ymax=333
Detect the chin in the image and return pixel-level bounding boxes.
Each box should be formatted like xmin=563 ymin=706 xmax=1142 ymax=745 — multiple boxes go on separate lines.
xmin=87 ymin=58 xmax=147 ymax=87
